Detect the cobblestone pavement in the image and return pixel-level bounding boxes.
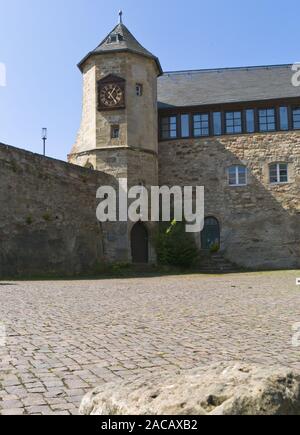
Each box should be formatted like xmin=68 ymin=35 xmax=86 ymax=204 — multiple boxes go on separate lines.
xmin=1 ymin=271 xmax=300 ymax=415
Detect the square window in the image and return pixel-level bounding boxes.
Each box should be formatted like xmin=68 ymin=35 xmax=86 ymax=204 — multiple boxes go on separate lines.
xmin=193 ymin=113 xmax=209 ymax=137
xmin=228 ymin=165 xmax=247 ymax=186
xmin=259 ymin=108 xmax=276 ymax=132
xmin=269 ymin=163 xmax=288 ymax=184
xmin=225 ymin=112 xmax=242 ymax=134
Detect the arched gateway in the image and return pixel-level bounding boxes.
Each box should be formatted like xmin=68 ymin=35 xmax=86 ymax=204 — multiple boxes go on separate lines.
xmin=131 ymin=222 xmax=149 ymax=264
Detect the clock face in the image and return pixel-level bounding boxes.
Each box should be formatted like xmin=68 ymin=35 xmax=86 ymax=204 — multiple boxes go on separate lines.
xmin=100 ymin=83 xmax=124 ymax=108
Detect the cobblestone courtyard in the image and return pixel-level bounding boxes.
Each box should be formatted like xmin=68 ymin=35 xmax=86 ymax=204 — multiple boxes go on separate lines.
xmin=1 ymin=271 xmax=300 ymax=415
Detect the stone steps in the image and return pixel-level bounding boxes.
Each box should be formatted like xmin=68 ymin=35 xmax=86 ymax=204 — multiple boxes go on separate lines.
xmin=199 ymin=253 xmax=240 ymax=274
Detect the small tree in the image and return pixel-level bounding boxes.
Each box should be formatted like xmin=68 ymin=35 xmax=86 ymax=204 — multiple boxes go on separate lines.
xmin=156 ymin=220 xmax=199 ymax=269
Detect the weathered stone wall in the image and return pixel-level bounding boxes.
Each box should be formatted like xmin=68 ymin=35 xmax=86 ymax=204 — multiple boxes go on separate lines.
xmin=0 ymin=143 xmax=116 ymax=278
xmin=158 ymin=131 xmax=300 ymax=269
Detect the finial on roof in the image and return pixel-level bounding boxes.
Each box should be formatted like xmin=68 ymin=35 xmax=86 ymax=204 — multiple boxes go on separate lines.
xmin=119 ymin=10 xmax=123 ymax=24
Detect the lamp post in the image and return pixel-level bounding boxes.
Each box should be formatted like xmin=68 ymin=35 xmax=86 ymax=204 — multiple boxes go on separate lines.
xmin=42 ymin=128 xmax=47 ymax=156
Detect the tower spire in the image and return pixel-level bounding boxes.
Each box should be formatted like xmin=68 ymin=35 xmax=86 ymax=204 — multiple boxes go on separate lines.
xmin=118 ymin=10 xmax=123 ymax=24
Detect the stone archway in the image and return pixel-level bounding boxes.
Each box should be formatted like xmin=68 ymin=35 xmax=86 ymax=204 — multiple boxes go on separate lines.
xmin=131 ymin=222 xmax=149 ymax=264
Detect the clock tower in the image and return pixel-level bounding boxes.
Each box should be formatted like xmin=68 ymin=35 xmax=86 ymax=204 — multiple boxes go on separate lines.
xmin=68 ymin=13 xmax=162 ymax=262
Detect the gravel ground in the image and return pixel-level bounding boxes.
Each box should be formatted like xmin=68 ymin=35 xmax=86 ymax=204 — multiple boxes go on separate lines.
xmin=0 ymin=271 xmax=300 ymax=415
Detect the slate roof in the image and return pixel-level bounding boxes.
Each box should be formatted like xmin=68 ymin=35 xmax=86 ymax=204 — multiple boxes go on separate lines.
xmin=78 ymin=23 xmax=162 ymax=75
xmin=158 ymin=64 xmax=300 ymax=109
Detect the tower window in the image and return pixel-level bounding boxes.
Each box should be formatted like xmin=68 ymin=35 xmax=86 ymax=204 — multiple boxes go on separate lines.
xmin=107 ymin=33 xmax=123 ymax=44
xmin=111 ymin=125 xmax=120 ymax=139
xmin=136 ymin=84 xmax=143 ymax=96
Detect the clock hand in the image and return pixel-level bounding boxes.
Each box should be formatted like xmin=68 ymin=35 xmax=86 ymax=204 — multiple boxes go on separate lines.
xmin=108 ymin=89 xmax=118 ymax=104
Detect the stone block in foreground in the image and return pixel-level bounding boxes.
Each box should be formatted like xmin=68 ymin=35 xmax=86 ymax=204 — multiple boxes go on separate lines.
xmin=80 ymin=362 xmax=300 ymax=416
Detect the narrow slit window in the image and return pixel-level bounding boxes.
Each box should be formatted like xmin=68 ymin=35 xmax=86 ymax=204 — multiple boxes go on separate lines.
xmin=279 ymin=107 xmax=289 ymax=131
xmin=213 ymin=112 xmax=222 ymax=136
xmin=245 ymin=109 xmax=255 ymax=133
xmin=181 ymin=114 xmax=190 ymax=138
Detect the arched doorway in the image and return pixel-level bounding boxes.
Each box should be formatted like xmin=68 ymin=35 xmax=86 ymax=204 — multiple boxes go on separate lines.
xmin=201 ymin=217 xmax=220 ymax=250
xmin=131 ymin=222 xmax=149 ymax=264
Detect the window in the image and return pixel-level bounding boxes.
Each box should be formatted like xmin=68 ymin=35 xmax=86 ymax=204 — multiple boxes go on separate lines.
xmin=225 ymin=111 xmax=242 ymax=134
xmin=245 ymin=109 xmax=255 ymax=133
xmin=228 ymin=165 xmax=247 ymax=186
xmin=193 ymin=114 xmax=209 ymax=137
xmin=111 ymin=125 xmax=120 ymax=139
xmin=161 ymin=116 xmax=177 ymax=139
xmin=259 ymin=109 xmax=276 ymax=132
xmin=181 ymin=114 xmax=190 ymax=138
xmin=107 ymin=33 xmax=123 ymax=43
xmin=213 ymin=112 xmax=222 ymax=136
xmin=269 ymin=163 xmax=288 ymax=184
xmin=292 ymin=108 xmax=300 ymax=129
xmin=136 ymin=84 xmax=143 ymax=96
xmin=279 ymin=107 xmax=289 ymax=131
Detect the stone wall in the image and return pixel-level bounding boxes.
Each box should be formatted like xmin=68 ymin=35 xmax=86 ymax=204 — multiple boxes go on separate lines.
xmin=158 ymin=131 xmax=300 ymax=269
xmin=0 ymin=143 xmax=116 ymax=278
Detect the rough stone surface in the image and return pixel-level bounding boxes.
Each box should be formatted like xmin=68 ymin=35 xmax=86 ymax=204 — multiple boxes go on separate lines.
xmin=1 ymin=271 xmax=300 ymax=415
xmin=80 ymin=362 xmax=300 ymax=416
xmin=0 ymin=143 xmax=116 ymax=278
xmin=158 ymin=132 xmax=300 ymax=269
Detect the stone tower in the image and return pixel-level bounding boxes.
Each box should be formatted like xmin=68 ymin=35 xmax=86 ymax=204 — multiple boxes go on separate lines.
xmin=69 ymin=14 xmax=162 ymax=263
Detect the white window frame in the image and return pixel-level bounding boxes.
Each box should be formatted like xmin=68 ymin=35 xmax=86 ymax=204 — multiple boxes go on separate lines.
xmin=269 ymin=163 xmax=289 ymax=185
xmin=228 ymin=165 xmax=247 ymax=187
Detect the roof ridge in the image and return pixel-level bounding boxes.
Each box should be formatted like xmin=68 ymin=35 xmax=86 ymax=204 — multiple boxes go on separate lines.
xmin=163 ymin=63 xmax=294 ymax=76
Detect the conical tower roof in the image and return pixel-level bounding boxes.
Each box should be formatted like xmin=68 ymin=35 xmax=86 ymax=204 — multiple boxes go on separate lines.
xmin=78 ymin=15 xmax=162 ymax=75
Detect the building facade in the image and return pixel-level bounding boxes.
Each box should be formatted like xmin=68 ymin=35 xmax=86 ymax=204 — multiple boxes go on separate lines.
xmin=69 ymin=17 xmax=300 ymax=269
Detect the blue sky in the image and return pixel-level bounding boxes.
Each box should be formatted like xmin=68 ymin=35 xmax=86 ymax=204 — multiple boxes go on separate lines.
xmin=0 ymin=0 xmax=299 ymax=161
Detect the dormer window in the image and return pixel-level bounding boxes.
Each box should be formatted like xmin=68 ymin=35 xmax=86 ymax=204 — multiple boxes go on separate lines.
xmin=107 ymin=33 xmax=123 ymax=44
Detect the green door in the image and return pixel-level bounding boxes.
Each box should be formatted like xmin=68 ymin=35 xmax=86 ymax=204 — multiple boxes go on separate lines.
xmin=201 ymin=217 xmax=220 ymax=250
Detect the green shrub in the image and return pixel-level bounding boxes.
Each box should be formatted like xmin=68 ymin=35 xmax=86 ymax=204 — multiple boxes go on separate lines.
xmin=155 ymin=220 xmax=199 ymax=269
xmin=26 ymin=216 xmax=33 ymax=225
xmin=210 ymin=242 xmax=220 ymax=254
xmin=42 ymin=213 xmax=51 ymax=222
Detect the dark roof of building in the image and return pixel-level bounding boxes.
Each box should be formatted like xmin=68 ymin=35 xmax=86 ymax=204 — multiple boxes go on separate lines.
xmin=78 ymin=23 xmax=162 ymax=75
xmin=158 ymin=64 xmax=300 ymax=109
